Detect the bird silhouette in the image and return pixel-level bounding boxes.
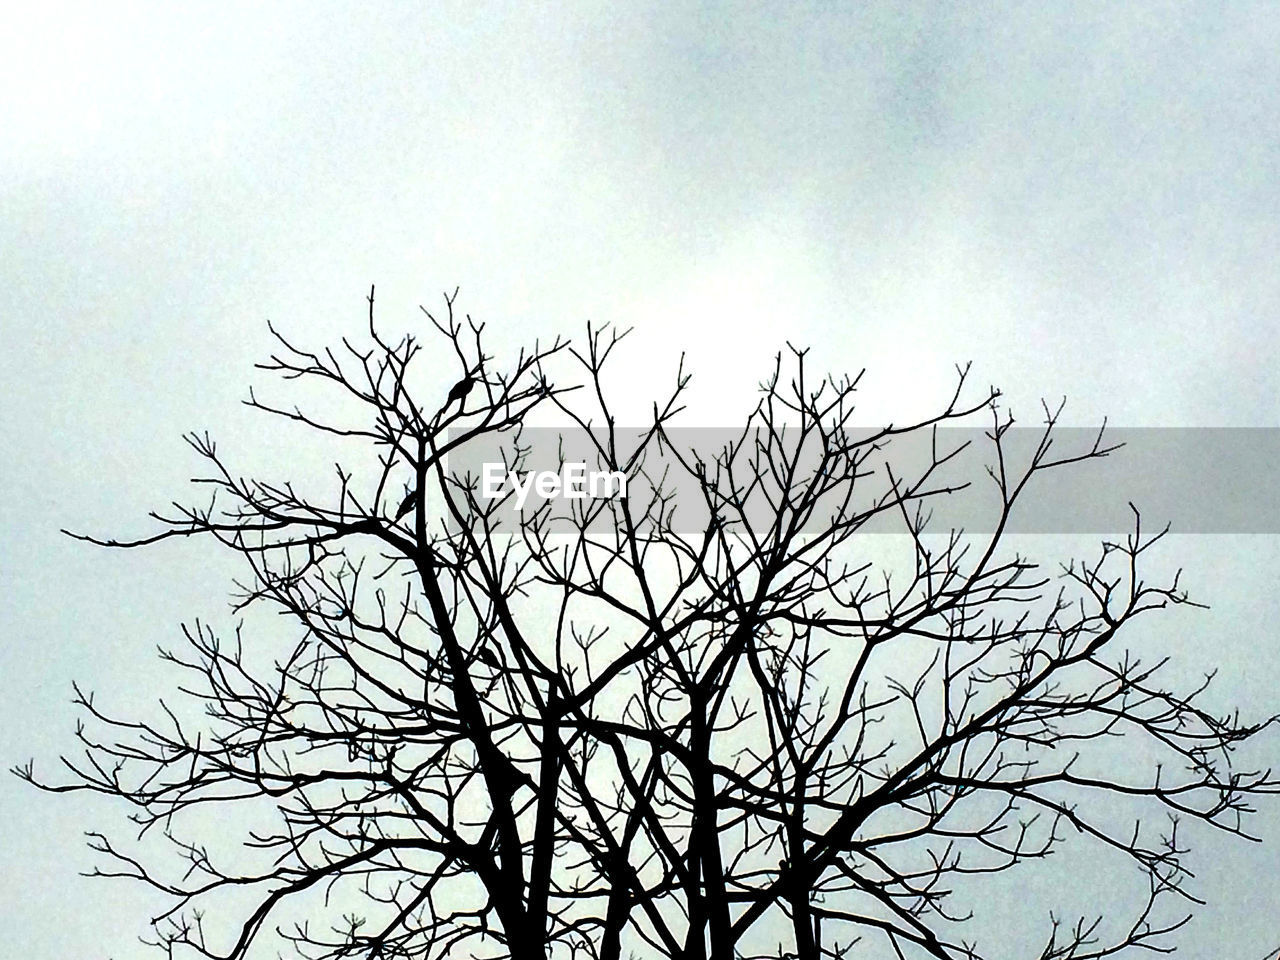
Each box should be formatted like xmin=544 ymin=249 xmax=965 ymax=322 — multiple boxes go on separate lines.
xmin=446 ymin=374 xmax=476 ymax=409
xmin=394 ymin=487 xmax=421 ymax=521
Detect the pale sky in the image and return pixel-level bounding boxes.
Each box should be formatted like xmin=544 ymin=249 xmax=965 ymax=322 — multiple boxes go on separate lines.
xmin=3 ymin=3 xmax=1280 ymax=958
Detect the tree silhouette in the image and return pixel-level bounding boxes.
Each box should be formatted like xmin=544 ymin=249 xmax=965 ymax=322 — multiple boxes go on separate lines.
xmin=18 ymin=288 xmax=1279 ymax=960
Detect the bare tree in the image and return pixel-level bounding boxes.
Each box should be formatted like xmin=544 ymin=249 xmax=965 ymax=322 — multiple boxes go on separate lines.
xmin=19 ymin=288 xmax=1278 ymax=960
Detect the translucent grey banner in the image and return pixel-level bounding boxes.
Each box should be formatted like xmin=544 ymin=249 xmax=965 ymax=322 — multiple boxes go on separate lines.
xmin=439 ymin=427 xmax=1280 ymax=535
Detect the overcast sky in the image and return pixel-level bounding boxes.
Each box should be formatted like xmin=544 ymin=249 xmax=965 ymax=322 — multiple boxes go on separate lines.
xmin=3 ymin=3 xmax=1280 ymax=958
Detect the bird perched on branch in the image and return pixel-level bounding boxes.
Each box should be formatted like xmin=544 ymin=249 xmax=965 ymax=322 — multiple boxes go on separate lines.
xmin=446 ymin=374 xmax=476 ymax=409
xmin=394 ymin=487 xmax=421 ymax=522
